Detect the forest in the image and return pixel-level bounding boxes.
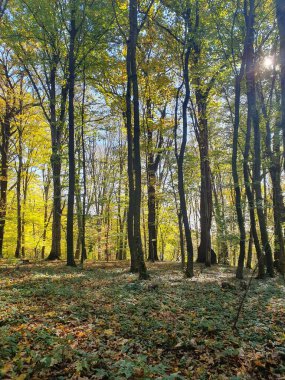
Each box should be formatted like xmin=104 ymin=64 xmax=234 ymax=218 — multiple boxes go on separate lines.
xmin=0 ymin=0 xmax=285 ymax=379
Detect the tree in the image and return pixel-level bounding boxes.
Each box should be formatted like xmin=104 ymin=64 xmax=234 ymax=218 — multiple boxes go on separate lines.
xmin=66 ymin=0 xmax=77 ymax=267
xmin=125 ymin=0 xmax=151 ymax=279
xmin=230 ymin=8 xmax=247 ymax=278
xmin=4 ymin=0 xmax=70 ymax=260
xmin=244 ymin=0 xmax=274 ymax=277
xmin=0 ymin=49 xmax=28 ymax=258
xmin=276 ymin=0 xmax=285 ymax=169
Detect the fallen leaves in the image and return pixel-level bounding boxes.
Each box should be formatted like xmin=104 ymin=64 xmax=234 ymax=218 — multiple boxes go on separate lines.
xmin=0 ymin=261 xmax=284 ymax=379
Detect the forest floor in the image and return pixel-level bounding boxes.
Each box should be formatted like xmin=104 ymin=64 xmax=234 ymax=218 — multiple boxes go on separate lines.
xmin=0 ymin=261 xmax=284 ymax=380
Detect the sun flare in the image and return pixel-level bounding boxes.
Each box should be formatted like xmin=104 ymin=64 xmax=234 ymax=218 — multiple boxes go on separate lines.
xmin=263 ymin=56 xmax=274 ymax=69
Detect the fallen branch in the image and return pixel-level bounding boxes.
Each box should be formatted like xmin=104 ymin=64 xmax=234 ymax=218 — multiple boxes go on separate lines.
xmin=232 ymin=263 xmax=258 ymax=331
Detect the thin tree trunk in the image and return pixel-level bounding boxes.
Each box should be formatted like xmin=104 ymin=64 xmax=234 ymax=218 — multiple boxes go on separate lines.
xmin=15 ymin=128 xmax=23 ymax=258
xmin=244 ymin=161 xmax=264 ymax=277
xmin=41 ymin=168 xmax=51 ymax=259
xmin=0 ymin=116 xmax=10 ymax=258
xmin=75 ymin=139 xmax=82 ymax=261
xmin=47 ymin=65 xmax=60 ymax=261
xmin=80 ymin=66 xmax=87 ymax=264
xmin=232 ymin=68 xmax=247 ymax=278
xmin=196 ymin=99 xmax=212 ymax=267
xmin=245 ymin=0 xmax=274 ymax=277
xmin=174 ymin=32 xmax=194 ymax=278
xmin=21 ymin=167 xmax=29 ymax=258
xmin=66 ymin=1 xmax=76 ymax=267
xmin=276 ymin=0 xmax=285 ymax=169
xmin=258 ymin=79 xmax=285 ymax=274
xmin=246 ymin=228 xmax=253 ymax=269
xmin=241 ymin=0 xmax=265 ymax=278
xmin=178 ymin=211 xmax=185 ymax=269
xmin=104 ymin=206 xmax=111 ymax=262
xmin=128 ymin=0 xmax=148 ymax=279
xmin=116 ymin=139 xmax=124 ymax=260
xmin=146 ymin=99 xmax=159 ymax=262
xmin=125 ymin=49 xmax=136 ymax=272
xmin=169 ymin=162 xmax=185 ymax=268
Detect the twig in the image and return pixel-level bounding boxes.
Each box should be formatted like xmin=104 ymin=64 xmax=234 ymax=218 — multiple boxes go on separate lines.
xmin=232 ymin=263 xmax=258 ymax=331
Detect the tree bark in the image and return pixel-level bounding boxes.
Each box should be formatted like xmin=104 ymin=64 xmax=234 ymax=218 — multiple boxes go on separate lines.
xmin=196 ymin=94 xmax=212 ymax=267
xmin=127 ymin=0 xmax=149 ymax=279
xmin=246 ymin=228 xmax=253 ymax=269
xmin=66 ymin=0 xmax=76 ymax=267
xmin=174 ymin=31 xmax=194 ymax=278
xmin=0 ymin=116 xmax=10 ymax=258
xmin=245 ymin=0 xmax=274 ymax=277
xmin=146 ymin=99 xmax=159 ymax=262
xmin=46 ymin=64 xmax=65 ymax=261
xmin=80 ymin=69 xmax=87 ymax=264
xmin=258 ymin=79 xmax=285 ymax=274
xmin=21 ymin=168 xmax=29 ymax=258
xmin=41 ymin=168 xmax=51 ymax=259
xmin=125 ymin=52 xmax=137 ymax=271
xmin=232 ymin=68 xmax=246 ymax=278
xmin=192 ymin=4 xmax=212 ymax=267
xmin=15 ymin=127 xmax=23 ymax=258
xmin=276 ymin=0 xmax=285 ymax=169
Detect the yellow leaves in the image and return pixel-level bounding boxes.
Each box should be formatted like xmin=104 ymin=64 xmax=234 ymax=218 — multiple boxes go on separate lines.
xmin=44 ymin=310 xmax=56 ymax=318
xmin=122 ymin=45 xmax=127 ymax=58
xmin=14 ymin=323 xmax=28 ymax=331
xmin=15 ymin=374 xmax=27 ymax=380
xmin=103 ymin=328 xmax=114 ymax=336
xmin=76 ymin=330 xmax=87 ymax=338
xmin=1 ymin=362 xmax=12 ymax=376
xmin=118 ymin=1 xmax=128 ymax=11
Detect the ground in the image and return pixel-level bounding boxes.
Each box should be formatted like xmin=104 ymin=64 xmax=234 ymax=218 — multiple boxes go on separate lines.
xmin=0 ymin=261 xmax=284 ymax=379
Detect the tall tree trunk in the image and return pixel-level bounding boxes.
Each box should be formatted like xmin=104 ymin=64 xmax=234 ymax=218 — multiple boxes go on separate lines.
xmin=127 ymin=0 xmax=148 ymax=279
xmin=242 ymin=32 xmax=264 ymax=278
xmin=41 ymin=168 xmax=51 ymax=259
xmin=259 ymin=80 xmax=285 ymax=274
xmin=116 ymin=137 xmax=125 ymax=261
xmin=15 ymin=128 xmax=23 ymax=258
xmin=66 ymin=1 xmax=76 ymax=267
xmin=212 ymin=175 xmax=229 ymax=264
xmin=80 ymin=66 xmax=87 ymax=264
xmin=242 ymin=0 xmax=265 ymax=278
xmin=125 ymin=54 xmax=136 ymax=272
xmin=243 ymin=88 xmax=264 ymax=278
xmin=47 ymin=65 xmax=62 ymax=261
xmin=243 ymin=162 xmax=264 ymax=277
xmin=0 ymin=116 xmax=10 ymax=258
xmin=75 ymin=134 xmax=82 ymax=261
xmin=122 ymin=206 xmax=128 ymax=260
xmin=174 ymin=35 xmax=194 ymax=278
xmin=177 ymin=163 xmax=194 ymax=277
xmin=178 ymin=211 xmax=185 ymax=269
xmin=245 ymin=0 xmax=274 ymax=277
xmin=75 ymin=182 xmax=82 ymax=260
xmin=21 ymin=167 xmax=29 ymax=258
xmin=276 ymin=0 xmax=285 ymax=169
xmin=271 ymin=160 xmax=285 ymax=273
xmin=169 ymin=163 xmax=185 ymax=268
xmin=232 ymin=69 xmax=247 ymax=278
xmin=146 ymin=99 xmax=158 ymax=262
xmin=196 ymin=96 xmax=212 ymax=267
